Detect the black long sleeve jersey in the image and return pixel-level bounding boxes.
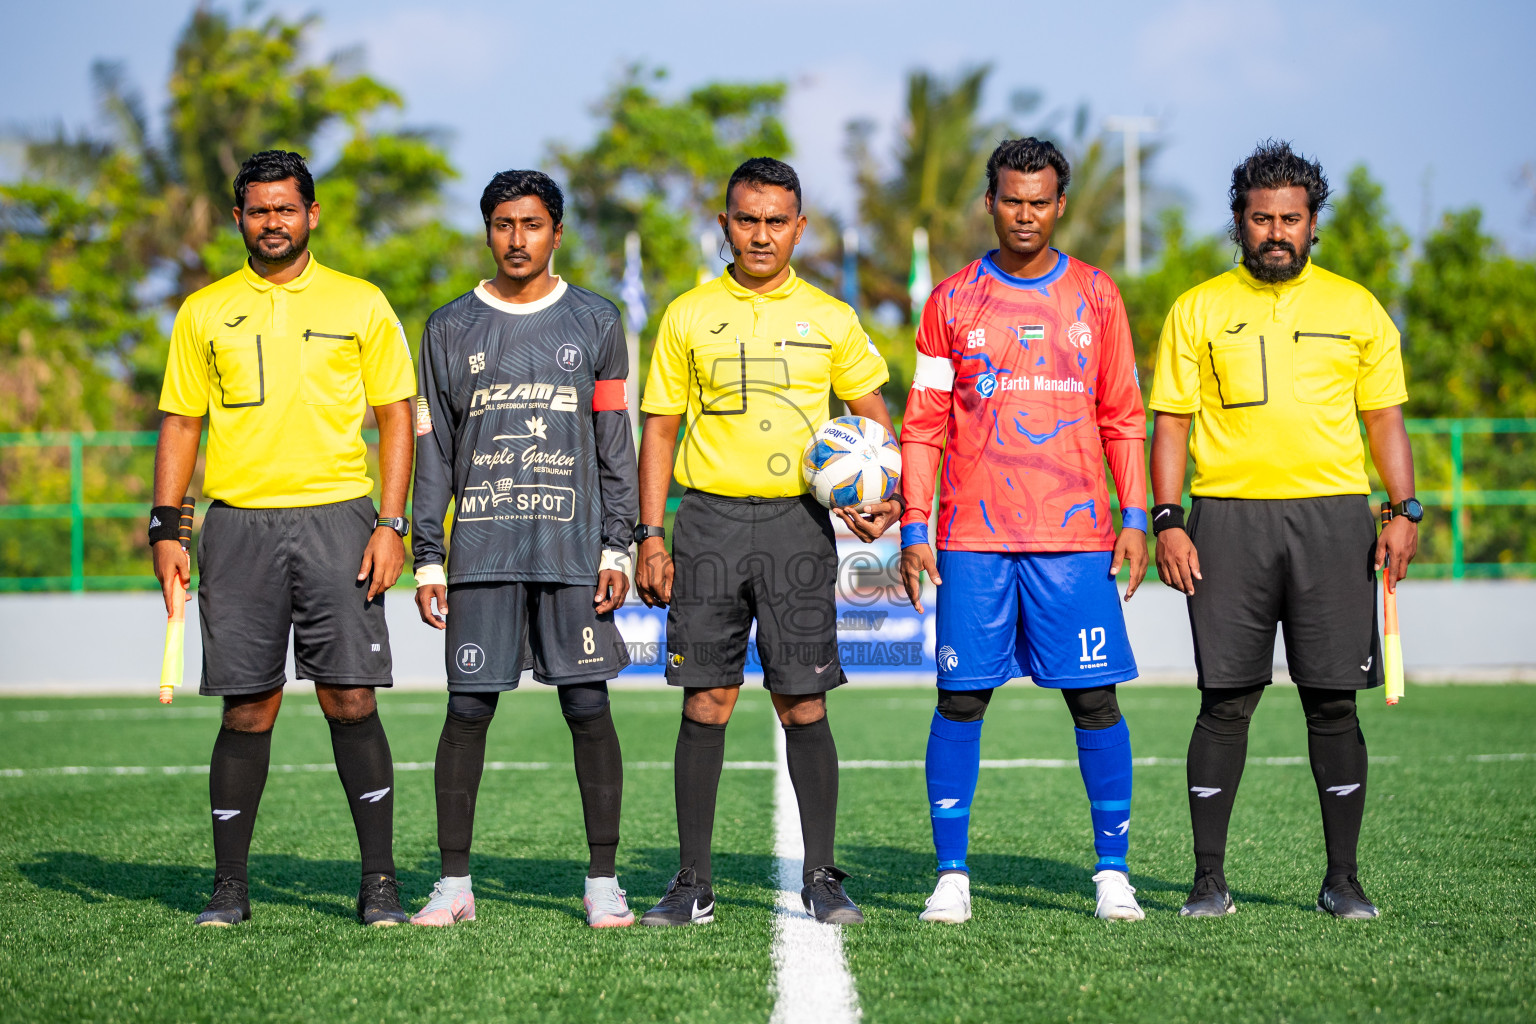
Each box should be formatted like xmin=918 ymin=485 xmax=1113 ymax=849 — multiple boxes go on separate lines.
xmin=412 ymin=279 xmax=638 ymax=585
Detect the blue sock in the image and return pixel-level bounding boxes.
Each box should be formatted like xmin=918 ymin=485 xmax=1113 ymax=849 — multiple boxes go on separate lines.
xmin=926 ymin=712 xmax=983 ymax=873
xmin=1075 ymin=717 xmax=1132 ymax=873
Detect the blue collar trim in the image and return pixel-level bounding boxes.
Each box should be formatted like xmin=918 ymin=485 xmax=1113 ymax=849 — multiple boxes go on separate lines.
xmin=979 ymin=249 xmax=1069 ymax=290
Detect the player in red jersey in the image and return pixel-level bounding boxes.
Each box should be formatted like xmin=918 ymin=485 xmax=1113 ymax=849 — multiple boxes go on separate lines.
xmin=898 ymin=138 xmax=1150 ymax=923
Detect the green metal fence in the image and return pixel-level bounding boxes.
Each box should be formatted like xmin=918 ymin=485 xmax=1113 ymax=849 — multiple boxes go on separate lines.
xmin=1 ymin=420 xmax=1532 ymax=591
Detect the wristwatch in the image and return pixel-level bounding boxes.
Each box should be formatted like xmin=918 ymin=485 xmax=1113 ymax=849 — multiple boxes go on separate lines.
xmin=375 ymin=516 xmax=410 ymax=536
xmin=1391 ymin=498 xmax=1424 ymax=523
xmin=633 ymin=523 xmax=666 ymax=543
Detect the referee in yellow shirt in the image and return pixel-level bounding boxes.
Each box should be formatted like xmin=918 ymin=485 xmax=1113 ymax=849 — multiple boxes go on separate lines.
xmin=634 ymin=158 xmax=897 ymax=926
xmin=1149 ymin=142 xmax=1420 ymax=920
xmin=151 ymin=151 xmax=417 ymax=927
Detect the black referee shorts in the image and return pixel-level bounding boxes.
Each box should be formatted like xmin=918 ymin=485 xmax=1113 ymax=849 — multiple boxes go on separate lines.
xmin=196 ymin=496 xmax=392 ymax=696
xmin=665 ymin=490 xmax=845 ymax=695
xmin=1186 ymin=494 xmax=1382 ymax=690
xmin=444 ymin=581 xmax=629 ymax=691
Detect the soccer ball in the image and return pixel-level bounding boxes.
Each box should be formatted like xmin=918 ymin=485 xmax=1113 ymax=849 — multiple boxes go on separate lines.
xmin=802 ymin=415 xmax=901 ymax=509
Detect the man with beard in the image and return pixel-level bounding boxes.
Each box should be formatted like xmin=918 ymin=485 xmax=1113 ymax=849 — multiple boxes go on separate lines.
xmin=154 ymin=149 xmax=417 ymax=926
xmin=1149 ymin=140 xmax=1420 ymax=919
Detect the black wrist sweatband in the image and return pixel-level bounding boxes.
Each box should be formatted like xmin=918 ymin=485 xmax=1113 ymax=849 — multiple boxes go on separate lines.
xmin=148 ymin=506 xmax=183 ymax=545
xmin=1150 ymin=503 xmax=1186 ymax=536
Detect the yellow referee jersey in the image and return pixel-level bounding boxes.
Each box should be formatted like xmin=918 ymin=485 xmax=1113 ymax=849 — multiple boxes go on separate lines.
xmin=1149 ymin=261 xmax=1407 ymax=499
xmin=159 ymin=255 xmax=417 ymax=508
xmin=642 ymin=267 xmax=889 ymax=498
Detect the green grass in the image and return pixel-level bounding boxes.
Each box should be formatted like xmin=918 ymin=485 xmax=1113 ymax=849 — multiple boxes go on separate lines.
xmin=1 ymin=684 xmax=1532 ymax=1023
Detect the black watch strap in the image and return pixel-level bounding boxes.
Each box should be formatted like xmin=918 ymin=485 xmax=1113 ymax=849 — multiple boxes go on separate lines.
xmin=633 ymin=523 xmax=666 ymax=543
xmin=1391 ymin=497 xmax=1424 ymax=523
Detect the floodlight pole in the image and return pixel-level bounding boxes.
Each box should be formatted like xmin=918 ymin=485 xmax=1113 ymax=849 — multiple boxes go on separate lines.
xmin=1104 ymin=116 xmax=1157 ymax=275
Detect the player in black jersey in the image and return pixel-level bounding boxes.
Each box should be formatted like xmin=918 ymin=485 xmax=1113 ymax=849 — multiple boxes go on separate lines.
xmin=409 ymin=170 xmax=640 ymax=928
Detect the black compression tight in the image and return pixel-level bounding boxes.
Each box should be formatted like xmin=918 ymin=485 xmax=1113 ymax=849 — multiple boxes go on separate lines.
xmin=935 ymin=684 xmax=1122 ymax=730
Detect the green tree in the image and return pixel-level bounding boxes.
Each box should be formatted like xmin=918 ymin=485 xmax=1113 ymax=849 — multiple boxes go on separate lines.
xmin=1119 ymin=208 xmax=1230 ymax=393
xmin=553 ymin=67 xmax=790 ymax=338
xmin=1313 ymin=164 xmax=1409 ymax=311
xmin=1405 ymin=208 xmax=1536 ymax=418
xmin=846 ymin=66 xmax=1004 ymax=314
xmin=846 ymin=67 xmax=1162 ymax=320
xmin=0 ymin=5 xmax=479 ymax=434
xmin=1402 ymin=209 xmax=1536 ymax=568
xmin=0 ymin=5 xmax=481 ymax=583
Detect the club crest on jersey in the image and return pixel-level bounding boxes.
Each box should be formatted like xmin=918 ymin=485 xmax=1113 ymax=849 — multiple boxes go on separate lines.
xmin=556 ymin=344 xmax=582 ymax=371
xmin=975 ymin=372 xmax=998 ymax=398
xmin=796 ymin=322 xmax=810 ymax=337
xmin=937 ymin=646 xmax=960 ymax=672
xmin=1067 ymin=321 xmax=1093 ymax=349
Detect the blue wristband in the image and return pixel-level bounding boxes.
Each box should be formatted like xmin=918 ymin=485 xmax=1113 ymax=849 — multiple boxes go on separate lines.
xmin=900 ymin=523 xmax=929 ymax=548
xmin=1121 ymin=507 xmax=1149 ymax=533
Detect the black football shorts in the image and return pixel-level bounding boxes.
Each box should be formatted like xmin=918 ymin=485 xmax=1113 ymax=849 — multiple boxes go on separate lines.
xmin=196 ymin=496 xmax=392 ymax=695
xmin=1185 ymin=494 xmax=1383 ymax=690
xmin=444 ymin=580 xmax=629 ymax=691
xmin=664 ymin=490 xmax=845 ymax=695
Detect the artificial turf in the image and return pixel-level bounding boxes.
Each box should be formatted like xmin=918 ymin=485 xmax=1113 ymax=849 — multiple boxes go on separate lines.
xmin=0 ymin=684 xmax=1531 ymax=1023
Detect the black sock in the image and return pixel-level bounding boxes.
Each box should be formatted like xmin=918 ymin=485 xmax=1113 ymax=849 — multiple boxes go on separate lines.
xmin=675 ymin=717 xmax=727 ymax=885
xmin=784 ymin=716 xmax=839 ymax=884
xmin=1186 ymin=686 xmax=1263 ymax=883
xmin=209 ymin=726 xmax=272 ymax=884
xmin=564 ymin=704 xmax=623 ymax=878
xmin=327 ymin=711 xmax=396 ymax=878
xmin=434 ymin=710 xmax=492 ymax=877
xmin=1299 ymin=686 xmax=1368 ymax=882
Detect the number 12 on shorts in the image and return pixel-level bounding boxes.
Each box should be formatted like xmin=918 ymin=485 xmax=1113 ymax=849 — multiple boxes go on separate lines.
xmin=1079 ymin=627 xmax=1107 ymax=665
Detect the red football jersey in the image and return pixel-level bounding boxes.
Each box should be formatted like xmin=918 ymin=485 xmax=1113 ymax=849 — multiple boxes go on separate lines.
xmin=899 ymin=250 xmax=1147 ymax=552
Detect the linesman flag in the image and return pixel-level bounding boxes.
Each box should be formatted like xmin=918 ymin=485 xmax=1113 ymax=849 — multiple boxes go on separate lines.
xmin=908 ymin=226 xmax=932 ymax=325
xmin=620 ymin=231 xmax=646 ymax=336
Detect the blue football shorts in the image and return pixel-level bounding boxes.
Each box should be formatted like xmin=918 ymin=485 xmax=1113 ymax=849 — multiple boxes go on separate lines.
xmin=933 ymin=549 xmax=1137 ymax=690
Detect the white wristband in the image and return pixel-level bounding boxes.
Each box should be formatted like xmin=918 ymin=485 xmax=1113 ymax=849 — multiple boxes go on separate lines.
xmin=599 ymin=549 xmax=632 ymax=575
xmin=414 ymin=563 xmax=446 ymax=588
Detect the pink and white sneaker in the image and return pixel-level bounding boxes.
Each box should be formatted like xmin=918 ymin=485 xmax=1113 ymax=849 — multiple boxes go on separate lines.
xmin=410 ymin=877 xmax=476 ymax=927
xmin=583 ymin=876 xmax=634 ymax=928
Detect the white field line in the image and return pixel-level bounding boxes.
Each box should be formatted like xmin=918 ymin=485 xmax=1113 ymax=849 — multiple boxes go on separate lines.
xmin=2 ymin=752 xmax=1530 ymax=780
xmin=768 ymin=723 xmax=860 ymax=1024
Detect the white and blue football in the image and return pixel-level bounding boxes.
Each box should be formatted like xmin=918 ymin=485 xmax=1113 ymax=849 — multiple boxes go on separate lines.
xmin=801 ymin=415 xmax=902 ymax=509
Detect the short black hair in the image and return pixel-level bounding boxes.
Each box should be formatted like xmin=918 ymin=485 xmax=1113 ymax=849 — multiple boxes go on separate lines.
xmin=1229 ymin=140 xmax=1330 ymax=221
xmin=234 ymin=150 xmax=315 ymax=210
xmin=725 ymin=157 xmax=802 ymax=212
xmin=480 ymin=169 xmax=564 ymax=226
xmin=986 ymin=137 xmax=1071 ymax=197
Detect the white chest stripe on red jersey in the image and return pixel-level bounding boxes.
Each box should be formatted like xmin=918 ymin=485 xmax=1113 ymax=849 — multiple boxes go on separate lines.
xmin=913 ymin=352 xmax=956 ymax=392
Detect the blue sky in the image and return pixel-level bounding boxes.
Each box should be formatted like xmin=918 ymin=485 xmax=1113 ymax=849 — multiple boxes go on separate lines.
xmin=5 ymin=0 xmax=1535 ymax=254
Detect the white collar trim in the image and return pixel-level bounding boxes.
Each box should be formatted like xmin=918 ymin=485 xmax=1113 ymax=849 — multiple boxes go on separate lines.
xmin=474 ymin=277 xmax=567 ymax=315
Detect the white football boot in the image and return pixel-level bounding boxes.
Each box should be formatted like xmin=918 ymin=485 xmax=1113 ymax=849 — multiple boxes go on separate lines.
xmin=919 ymin=872 xmax=972 ymax=923
xmin=1092 ymin=869 xmax=1145 ymax=920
